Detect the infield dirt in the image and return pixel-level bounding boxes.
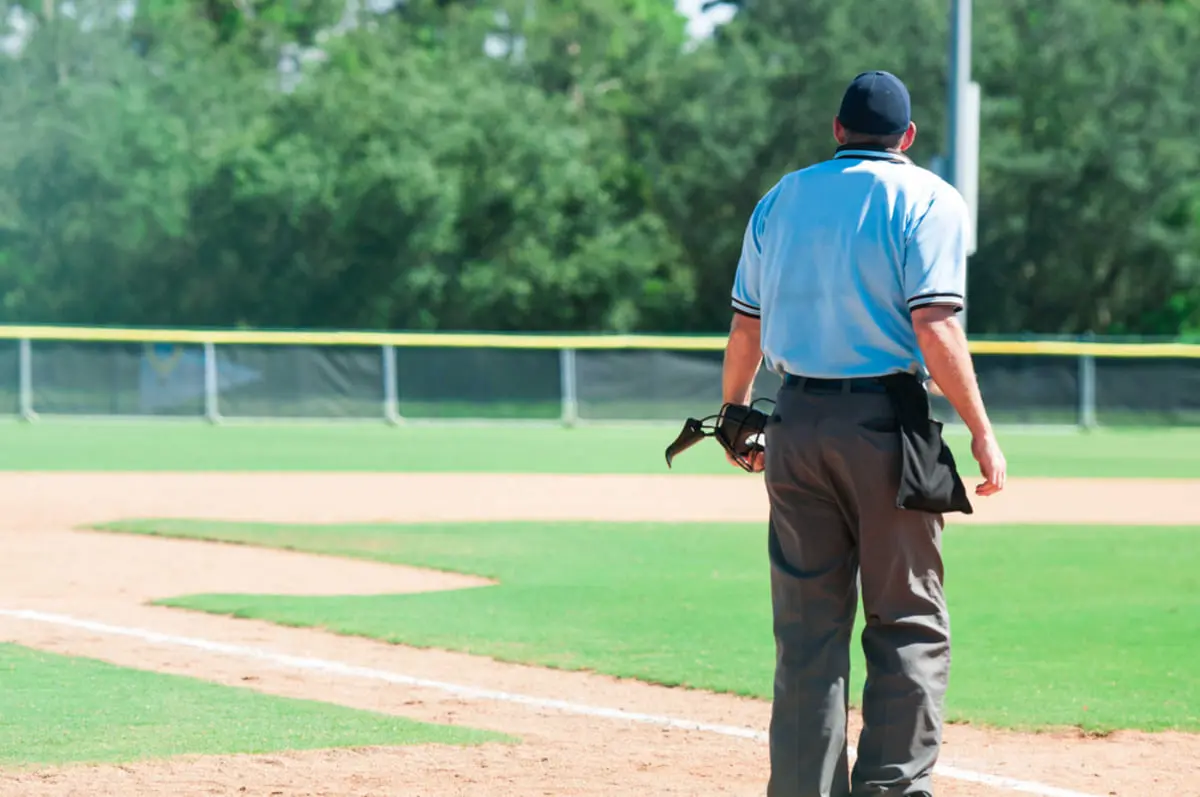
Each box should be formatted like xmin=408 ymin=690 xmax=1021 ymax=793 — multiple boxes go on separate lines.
xmin=0 ymin=472 xmax=1196 ymax=797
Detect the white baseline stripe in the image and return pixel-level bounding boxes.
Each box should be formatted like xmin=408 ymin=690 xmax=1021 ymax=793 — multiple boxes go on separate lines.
xmin=0 ymin=609 xmax=1101 ymax=797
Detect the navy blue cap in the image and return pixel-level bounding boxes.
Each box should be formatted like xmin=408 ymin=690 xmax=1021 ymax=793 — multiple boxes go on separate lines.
xmin=836 ymin=71 xmax=912 ymax=136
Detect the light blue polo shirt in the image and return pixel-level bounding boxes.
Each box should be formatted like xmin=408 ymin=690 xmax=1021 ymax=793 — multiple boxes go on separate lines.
xmin=731 ymin=147 xmax=970 ymax=379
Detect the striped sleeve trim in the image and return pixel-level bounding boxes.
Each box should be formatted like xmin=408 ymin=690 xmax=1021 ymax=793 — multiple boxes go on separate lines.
xmin=731 ymin=297 xmax=761 ymax=317
xmin=908 ymin=292 xmax=964 ymax=310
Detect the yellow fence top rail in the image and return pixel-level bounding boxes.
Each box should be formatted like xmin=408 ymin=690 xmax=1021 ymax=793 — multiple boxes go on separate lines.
xmin=0 ymin=325 xmax=1197 ymax=357
xmin=967 ymin=339 xmax=1200 ymax=358
xmin=0 ymin=325 xmax=724 ymax=349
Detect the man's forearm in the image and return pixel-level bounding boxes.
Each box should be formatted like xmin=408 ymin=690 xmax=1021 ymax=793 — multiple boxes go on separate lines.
xmin=723 ymin=314 xmax=763 ymax=405
xmin=914 ymin=310 xmax=993 ymax=438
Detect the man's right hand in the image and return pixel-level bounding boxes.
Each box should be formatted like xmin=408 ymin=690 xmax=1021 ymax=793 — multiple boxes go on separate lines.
xmin=970 ymin=433 xmax=1007 ymax=496
xmin=727 ymin=449 xmax=765 ymax=473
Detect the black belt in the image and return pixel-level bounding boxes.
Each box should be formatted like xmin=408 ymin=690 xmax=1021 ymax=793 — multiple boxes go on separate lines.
xmin=783 ymin=374 xmax=889 ymax=395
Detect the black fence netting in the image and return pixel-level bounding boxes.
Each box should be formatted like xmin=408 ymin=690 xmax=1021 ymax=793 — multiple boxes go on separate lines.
xmin=215 ymin=345 xmax=384 ymax=418
xmin=393 ymin=347 xmax=561 ymax=419
xmin=9 ymin=340 xmax=1200 ymax=426
xmin=32 ymin=341 xmax=205 ymax=416
xmin=0 ymin=340 xmax=19 ymax=415
xmin=576 ymin=349 xmax=781 ymax=421
xmin=1094 ymin=358 xmax=1200 ymax=426
xmin=932 ymin=353 xmax=1081 ymax=426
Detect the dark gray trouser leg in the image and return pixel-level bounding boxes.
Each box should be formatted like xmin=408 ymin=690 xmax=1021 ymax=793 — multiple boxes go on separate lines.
xmin=822 ymin=395 xmax=950 ymax=797
xmin=764 ymin=389 xmax=858 ymax=797
xmin=849 ymin=496 xmax=948 ymax=796
xmin=764 ymin=386 xmax=950 ymax=797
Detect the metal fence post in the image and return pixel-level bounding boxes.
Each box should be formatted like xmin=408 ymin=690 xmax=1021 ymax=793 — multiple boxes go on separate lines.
xmin=203 ymin=341 xmax=221 ymax=423
xmin=1078 ymin=337 xmax=1098 ymax=430
xmin=18 ymin=337 xmax=35 ymax=422
xmin=382 ymin=344 xmax=402 ymax=424
xmin=559 ymin=347 xmax=579 ymax=427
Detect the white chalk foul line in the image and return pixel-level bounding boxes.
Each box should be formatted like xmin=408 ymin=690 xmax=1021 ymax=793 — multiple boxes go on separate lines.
xmin=0 ymin=609 xmax=1102 ymax=797
xmin=0 ymin=609 xmax=765 ymax=741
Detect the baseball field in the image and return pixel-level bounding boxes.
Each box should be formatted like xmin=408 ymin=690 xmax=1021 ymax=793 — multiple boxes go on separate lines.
xmin=0 ymin=421 xmax=1197 ymax=796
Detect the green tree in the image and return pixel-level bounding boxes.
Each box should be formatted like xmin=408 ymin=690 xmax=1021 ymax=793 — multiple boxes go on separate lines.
xmin=969 ymin=0 xmax=1200 ymax=334
xmin=181 ymin=9 xmax=692 ymax=331
xmin=0 ymin=0 xmax=1195 ymax=337
xmin=0 ymin=0 xmax=264 ymax=322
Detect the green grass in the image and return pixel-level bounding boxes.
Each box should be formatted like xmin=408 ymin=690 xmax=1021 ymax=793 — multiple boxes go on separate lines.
xmin=0 ymin=643 xmax=506 ymax=767
xmin=101 ymin=518 xmax=1200 ymax=734
xmin=1 ymin=420 xmax=1198 ymax=476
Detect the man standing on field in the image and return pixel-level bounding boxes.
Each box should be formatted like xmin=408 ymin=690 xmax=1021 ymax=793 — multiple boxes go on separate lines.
xmin=721 ymin=71 xmax=1007 ymax=797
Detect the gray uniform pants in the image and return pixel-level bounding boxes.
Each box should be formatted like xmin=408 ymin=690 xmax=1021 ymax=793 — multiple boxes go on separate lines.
xmin=763 ymin=380 xmax=950 ymax=797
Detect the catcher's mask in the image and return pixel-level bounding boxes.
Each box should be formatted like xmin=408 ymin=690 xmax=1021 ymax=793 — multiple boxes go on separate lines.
xmin=664 ymin=398 xmax=776 ymax=472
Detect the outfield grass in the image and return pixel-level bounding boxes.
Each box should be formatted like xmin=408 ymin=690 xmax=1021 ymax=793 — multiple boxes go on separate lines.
xmin=101 ymin=518 xmax=1200 ymax=733
xmin=1 ymin=420 xmax=1198 ymax=477
xmin=0 ymin=643 xmax=505 ymax=766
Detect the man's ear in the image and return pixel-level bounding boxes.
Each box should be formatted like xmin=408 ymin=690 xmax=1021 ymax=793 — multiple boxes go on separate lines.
xmin=833 ymin=117 xmax=848 ymax=145
xmin=899 ymin=121 xmax=917 ymax=151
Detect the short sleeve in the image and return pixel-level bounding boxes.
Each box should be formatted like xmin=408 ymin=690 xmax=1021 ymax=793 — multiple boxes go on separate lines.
xmin=903 ymin=185 xmax=969 ymax=312
xmin=731 ymin=189 xmax=776 ymax=318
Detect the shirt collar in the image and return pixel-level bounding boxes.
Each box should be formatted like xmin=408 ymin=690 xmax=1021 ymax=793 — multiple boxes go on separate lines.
xmin=832 ymin=143 xmax=912 ymax=165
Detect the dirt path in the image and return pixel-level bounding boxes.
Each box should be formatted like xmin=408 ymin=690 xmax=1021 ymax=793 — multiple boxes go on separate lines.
xmin=3 ymin=472 xmax=1200 ymax=526
xmin=0 ymin=473 xmax=1196 ymax=797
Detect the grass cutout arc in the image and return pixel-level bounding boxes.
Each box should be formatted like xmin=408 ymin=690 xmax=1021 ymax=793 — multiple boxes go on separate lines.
xmin=95 ymin=517 xmax=1200 ymax=734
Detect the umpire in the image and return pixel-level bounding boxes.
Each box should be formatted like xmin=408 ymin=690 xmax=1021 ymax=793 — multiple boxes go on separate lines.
xmin=721 ymin=71 xmax=1007 ymax=797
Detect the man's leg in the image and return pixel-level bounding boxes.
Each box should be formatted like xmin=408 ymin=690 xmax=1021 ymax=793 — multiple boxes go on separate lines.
xmin=832 ymin=399 xmax=950 ymax=796
xmin=852 ymin=505 xmax=947 ymax=796
xmin=765 ymin=390 xmax=860 ymax=797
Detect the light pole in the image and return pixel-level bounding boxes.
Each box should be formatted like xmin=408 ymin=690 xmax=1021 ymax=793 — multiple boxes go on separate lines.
xmin=945 ymin=0 xmax=979 ymax=331
xmin=946 ymin=0 xmax=970 ymax=194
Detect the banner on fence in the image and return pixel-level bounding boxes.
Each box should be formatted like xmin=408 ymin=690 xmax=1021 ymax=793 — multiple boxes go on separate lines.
xmin=138 ymin=344 xmax=260 ymax=412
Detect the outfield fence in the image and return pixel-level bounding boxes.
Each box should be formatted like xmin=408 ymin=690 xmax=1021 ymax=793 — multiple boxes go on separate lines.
xmin=0 ymin=326 xmax=1197 ymax=428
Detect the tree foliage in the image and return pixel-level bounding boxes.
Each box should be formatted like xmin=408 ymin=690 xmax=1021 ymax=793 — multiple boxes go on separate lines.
xmin=0 ymin=0 xmax=1196 ymax=335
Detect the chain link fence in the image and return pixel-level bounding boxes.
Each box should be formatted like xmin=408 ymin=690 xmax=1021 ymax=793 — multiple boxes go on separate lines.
xmin=3 ymin=333 xmax=1198 ymax=427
